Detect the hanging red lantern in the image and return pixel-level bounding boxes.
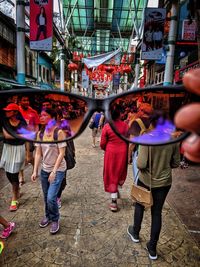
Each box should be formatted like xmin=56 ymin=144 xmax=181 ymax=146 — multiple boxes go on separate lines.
xmin=68 ymin=62 xmax=78 ymax=71
xmin=123 ymin=65 xmax=132 ymax=73
xmin=104 ymin=65 xmax=115 ymax=73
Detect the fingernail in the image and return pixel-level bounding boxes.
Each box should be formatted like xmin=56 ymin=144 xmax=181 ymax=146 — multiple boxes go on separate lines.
xmin=186 ymin=134 xmax=199 ymax=144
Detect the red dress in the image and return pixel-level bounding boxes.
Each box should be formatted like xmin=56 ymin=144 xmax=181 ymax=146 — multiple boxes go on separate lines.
xmin=100 ymin=121 xmax=129 ymax=193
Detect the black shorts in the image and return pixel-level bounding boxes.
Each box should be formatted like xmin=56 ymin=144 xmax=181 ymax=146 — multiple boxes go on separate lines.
xmin=6 ymin=172 xmax=19 ymax=185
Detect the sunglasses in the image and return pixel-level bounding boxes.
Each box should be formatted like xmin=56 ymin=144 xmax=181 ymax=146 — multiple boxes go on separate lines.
xmin=0 ymin=85 xmax=195 ymax=145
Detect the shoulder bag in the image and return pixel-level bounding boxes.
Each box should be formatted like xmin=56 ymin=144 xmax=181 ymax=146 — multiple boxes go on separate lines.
xmin=130 ymin=147 xmax=153 ymax=208
xmin=89 ymin=120 xmax=95 ymax=129
xmin=65 ymin=140 xmax=76 ymax=170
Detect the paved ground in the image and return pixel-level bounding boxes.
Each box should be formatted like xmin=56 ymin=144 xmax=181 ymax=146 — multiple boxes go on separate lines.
xmin=0 ymin=128 xmax=200 ymax=267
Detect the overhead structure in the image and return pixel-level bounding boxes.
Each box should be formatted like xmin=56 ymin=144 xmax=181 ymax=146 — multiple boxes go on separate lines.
xmin=62 ymin=0 xmax=148 ymax=55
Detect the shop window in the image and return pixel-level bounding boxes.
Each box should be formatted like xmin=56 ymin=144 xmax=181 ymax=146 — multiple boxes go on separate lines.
xmin=25 ymin=49 xmax=28 ymax=74
xmin=46 ymin=69 xmax=50 ymax=82
xmin=29 ymin=52 xmax=33 ymax=76
xmin=43 ymin=67 xmax=46 ymax=81
xmin=39 ymin=65 xmax=41 ymax=80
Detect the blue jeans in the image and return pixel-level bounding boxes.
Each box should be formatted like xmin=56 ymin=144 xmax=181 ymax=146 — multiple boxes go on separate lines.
xmin=132 ymin=150 xmax=139 ymax=184
xmin=133 ymin=180 xmax=171 ymax=248
xmin=40 ymin=169 xmax=65 ymax=222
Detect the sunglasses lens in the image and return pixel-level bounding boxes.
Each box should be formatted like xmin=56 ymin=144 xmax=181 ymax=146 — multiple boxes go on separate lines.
xmin=1 ymin=91 xmax=88 ymax=142
xmin=110 ymin=88 xmax=192 ymax=145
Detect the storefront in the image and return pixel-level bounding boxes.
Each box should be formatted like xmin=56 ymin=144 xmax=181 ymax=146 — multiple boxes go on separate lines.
xmin=174 ymin=60 xmax=200 ymax=84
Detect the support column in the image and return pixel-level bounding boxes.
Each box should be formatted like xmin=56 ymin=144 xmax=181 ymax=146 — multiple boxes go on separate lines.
xmin=163 ymin=0 xmax=178 ymax=85
xmin=74 ymin=70 xmax=78 ymax=94
xmin=16 ymin=0 xmax=25 ymax=84
xmin=60 ymin=49 xmax=65 ymax=91
xmin=134 ymin=58 xmax=140 ymax=87
xmin=124 ymin=73 xmax=128 ymax=91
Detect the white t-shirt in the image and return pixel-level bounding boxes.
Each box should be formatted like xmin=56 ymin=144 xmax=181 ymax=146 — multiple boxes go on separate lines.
xmin=153 ymin=31 xmax=163 ymax=41
xmin=35 ymin=142 xmax=67 ymax=172
xmin=39 ymin=15 xmax=45 ymax=26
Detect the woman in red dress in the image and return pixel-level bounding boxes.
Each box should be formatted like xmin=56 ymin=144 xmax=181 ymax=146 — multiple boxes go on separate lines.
xmin=100 ymin=105 xmax=129 ymax=212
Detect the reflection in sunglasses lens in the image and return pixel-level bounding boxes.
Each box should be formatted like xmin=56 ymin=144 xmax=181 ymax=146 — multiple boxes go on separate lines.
xmin=1 ymin=92 xmax=88 ymax=142
xmin=110 ymin=89 xmax=189 ymax=145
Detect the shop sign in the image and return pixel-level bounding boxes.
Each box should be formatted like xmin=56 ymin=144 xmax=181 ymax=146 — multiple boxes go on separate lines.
xmin=182 ymin=20 xmax=196 ymax=41
xmin=141 ymin=8 xmax=166 ymax=60
xmin=174 ymin=60 xmax=200 ymax=83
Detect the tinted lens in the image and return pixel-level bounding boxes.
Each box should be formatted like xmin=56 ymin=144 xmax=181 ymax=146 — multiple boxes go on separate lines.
xmin=110 ymin=88 xmax=192 ymax=145
xmin=0 ymin=91 xmax=88 ymax=142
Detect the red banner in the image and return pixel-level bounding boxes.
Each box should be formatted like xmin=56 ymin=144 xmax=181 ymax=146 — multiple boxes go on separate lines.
xmin=30 ymin=0 xmax=53 ymax=51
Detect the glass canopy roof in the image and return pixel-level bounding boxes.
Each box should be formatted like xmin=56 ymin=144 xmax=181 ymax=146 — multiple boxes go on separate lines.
xmin=63 ymin=0 xmax=148 ymax=55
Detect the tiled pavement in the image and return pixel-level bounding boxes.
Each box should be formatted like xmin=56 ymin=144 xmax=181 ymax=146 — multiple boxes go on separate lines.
xmin=0 ymin=128 xmax=200 ymax=267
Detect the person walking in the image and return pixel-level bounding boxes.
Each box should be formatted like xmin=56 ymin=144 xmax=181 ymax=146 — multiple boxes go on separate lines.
xmin=90 ymin=111 xmax=104 ymax=148
xmin=18 ymin=95 xmax=40 ymax=186
xmin=100 ymin=105 xmax=129 ymax=212
xmin=0 ymin=103 xmax=29 ymax=211
xmin=127 ymin=143 xmax=180 ymax=260
xmin=55 ymin=109 xmax=76 ymax=209
xmin=31 ymin=108 xmax=66 ymax=234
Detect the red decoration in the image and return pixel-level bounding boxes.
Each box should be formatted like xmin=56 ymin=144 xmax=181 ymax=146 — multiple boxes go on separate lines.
xmin=104 ymin=65 xmax=115 ymax=73
xmin=121 ymin=54 xmax=127 ymax=64
xmin=122 ymin=65 xmax=132 ymax=73
xmin=68 ymin=62 xmax=78 ymax=71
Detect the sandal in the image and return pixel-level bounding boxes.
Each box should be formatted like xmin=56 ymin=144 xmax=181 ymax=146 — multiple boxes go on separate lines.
xmin=9 ymin=200 xmax=19 ymax=212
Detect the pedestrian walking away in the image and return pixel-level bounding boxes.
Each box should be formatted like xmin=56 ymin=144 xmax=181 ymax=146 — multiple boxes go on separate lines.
xmin=90 ymin=111 xmax=104 ymax=148
xmin=100 ymin=104 xmax=129 ymax=212
xmin=127 ymin=143 xmax=180 ymax=260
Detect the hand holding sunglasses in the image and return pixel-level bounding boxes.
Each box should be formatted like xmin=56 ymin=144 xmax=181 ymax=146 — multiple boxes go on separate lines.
xmin=175 ymin=68 xmax=200 ymax=162
xmin=0 ymin=85 xmax=197 ymax=145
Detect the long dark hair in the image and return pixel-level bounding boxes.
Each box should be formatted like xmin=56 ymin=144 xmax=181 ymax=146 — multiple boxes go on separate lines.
xmin=40 ymin=7 xmax=46 ymax=16
xmin=111 ymin=104 xmax=121 ymax=121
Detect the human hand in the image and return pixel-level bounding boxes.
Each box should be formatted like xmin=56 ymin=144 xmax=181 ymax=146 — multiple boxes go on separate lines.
xmin=48 ymin=171 xmax=56 ymax=183
xmin=175 ymin=68 xmax=200 ymax=162
xmin=31 ymin=172 xmax=38 ymax=182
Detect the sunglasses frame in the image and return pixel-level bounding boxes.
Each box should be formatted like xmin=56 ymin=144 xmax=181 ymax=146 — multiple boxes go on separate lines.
xmin=0 ymin=85 xmax=190 ymax=145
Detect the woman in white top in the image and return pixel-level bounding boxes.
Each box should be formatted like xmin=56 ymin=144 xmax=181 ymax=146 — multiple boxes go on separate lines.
xmin=31 ymin=108 xmax=66 ymax=234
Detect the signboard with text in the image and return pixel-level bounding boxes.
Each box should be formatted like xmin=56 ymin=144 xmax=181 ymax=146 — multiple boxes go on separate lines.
xmin=141 ymin=8 xmax=166 ymax=60
xmin=182 ymin=20 xmax=196 ymax=41
xmin=30 ymin=0 xmax=53 ymax=51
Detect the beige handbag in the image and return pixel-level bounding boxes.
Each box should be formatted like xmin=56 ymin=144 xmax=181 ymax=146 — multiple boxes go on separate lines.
xmin=131 ymin=184 xmax=153 ymax=208
xmin=130 ymin=147 xmax=153 ymax=208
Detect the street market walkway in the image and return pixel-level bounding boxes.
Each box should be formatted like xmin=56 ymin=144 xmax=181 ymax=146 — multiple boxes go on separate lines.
xmin=0 ymin=128 xmax=200 ymax=267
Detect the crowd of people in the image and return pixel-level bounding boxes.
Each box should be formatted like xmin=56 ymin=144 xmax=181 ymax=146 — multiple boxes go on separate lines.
xmin=0 ymin=68 xmax=200 ymax=260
